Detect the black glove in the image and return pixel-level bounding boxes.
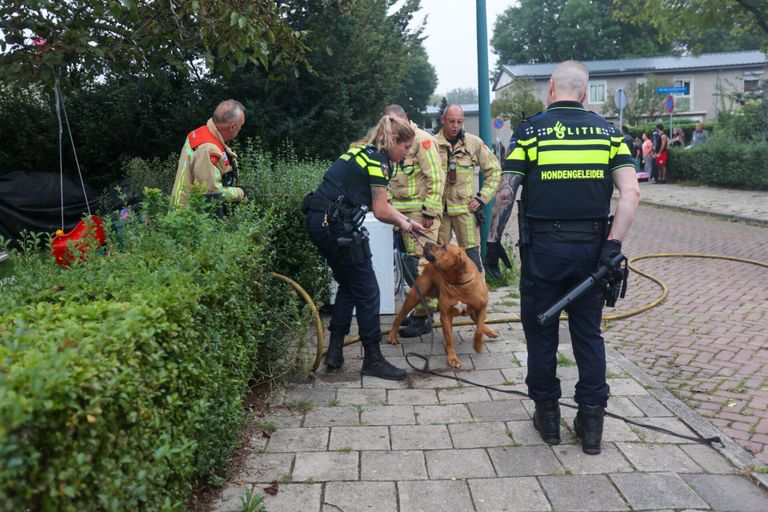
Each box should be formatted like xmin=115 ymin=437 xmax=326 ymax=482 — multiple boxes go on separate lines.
xmin=599 ymin=239 xmax=623 ymax=268
xmin=474 ymin=208 xmax=486 ymax=227
xmin=485 ymin=241 xmax=511 ymax=279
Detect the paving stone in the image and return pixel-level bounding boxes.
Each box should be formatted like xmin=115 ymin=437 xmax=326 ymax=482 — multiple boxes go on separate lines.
xmin=391 ymin=425 xmax=452 ymax=450
xmin=551 ymin=444 xmax=633 ymax=474
xmin=607 ymin=378 xmax=649 ymax=396
xmin=600 ymin=417 xmax=641 ymax=442
xmin=303 ymin=406 xmax=359 ymax=427
xmin=679 ymin=444 xmax=738 ymax=474
xmin=329 ymin=426 xmax=390 ymax=451
xmin=682 ymin=474 xmax=768 ymax=511
xmin=387 ymin=389 xmax=439 ymax=405
xmin=312 ymin=372 xmax=362 ymax=389
xmin=425 ymin=448 xmax=496 ymax=479
xmin=449 ymin=421 xmax=513 ymax=448
xmin=616 ymin=442 xmax=702 ymax=472
xmin=260 ymin=483 xmax=322 ymax=512
xmin=630 ymin=417 xmax=699 ymax=443
xmin=254 ymin=410 xmax=303 ymax=429
xmin=487 ymin=383 xmax=529 ymax=401
xmin=437 ymin=386 xmax=491 ymax=404
xmin=488 ymin=446 xmax=562 ymax=477
xmin=506 ymin=419 xmax=569 ymax=446
xmin=266 ymin=427 xmax=329 ymax=452
xmin=284 ymin=388 xmax=337 ymax=406
xmin=398 ymin=479 xmax=474 ymax=512
xmin=403 ymin=371 xmax=460 ymax=389
xmin=611 ymin=472 xmax=708 ymax=510
xmin=335 ymin=388 xmax=387 ymax=406
xmin=470 ymin=353 xmax=520 ymax=369
xmin=629 ymin=395 xmax=675 ymax=417
xmin=209 ymin=483 xmax=253 ymax=512
xmin=540 ymin=475 xmax=629 ymax=511
xmin=236 ymin=452 xmax=294 ymax=483
xmin=360 ymin=450 xmax=427 ymax=480
xmin=500 ymin=366 xmax=527 ymax=382
xmin=415 ymin=404 xmax=472 ymax=424
xmin=469 ymin=477 xmax=551 ymax=512
xmin=292 ymin=451 xmax=358 ymax=482
xmin=360 ymin=405 xmax=415 ymax=425
xmin=468 ymin=399 xmax=529 ymax=422
xmin=323 ymin=481 xmax=398 ymax=512
xmin=453 ymin=369 xmax=507 ymax=386
xmin=362 ymin=374 xmax=410 ymax=389
xmin=605 ymin=396 xmax=645 ymax=417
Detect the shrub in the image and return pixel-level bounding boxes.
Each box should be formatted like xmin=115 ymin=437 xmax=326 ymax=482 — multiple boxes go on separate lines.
xmin=0 ymin=157 xmax=329 ymax=510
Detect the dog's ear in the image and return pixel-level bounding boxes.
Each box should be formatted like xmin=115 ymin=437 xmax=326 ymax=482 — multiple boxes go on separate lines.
xmin=454 ymin=248 xmax=470 ymax=274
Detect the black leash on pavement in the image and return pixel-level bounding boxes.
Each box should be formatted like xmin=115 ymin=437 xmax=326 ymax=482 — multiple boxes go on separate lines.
xmin=398 ymin=236 xmax=723 ymax=447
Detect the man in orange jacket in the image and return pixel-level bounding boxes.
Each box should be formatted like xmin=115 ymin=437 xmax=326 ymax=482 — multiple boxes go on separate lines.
xmin=171 ymin=99 xmax=246 ymax=207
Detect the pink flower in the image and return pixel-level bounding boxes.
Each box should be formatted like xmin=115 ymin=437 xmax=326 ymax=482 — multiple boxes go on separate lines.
xmin=32 ymin=37 xmax=47 ymax=46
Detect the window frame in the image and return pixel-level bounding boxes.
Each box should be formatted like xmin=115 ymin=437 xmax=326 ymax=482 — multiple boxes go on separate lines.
xmin=588 ymin=80 xmax=607 ymax=105
xmin=673 ymin=76 xmax=693 ymax=111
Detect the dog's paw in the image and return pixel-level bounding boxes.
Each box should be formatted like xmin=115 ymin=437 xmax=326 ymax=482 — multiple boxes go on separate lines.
xmin=485 ymin=327 xmax=499 ymax=338
xmin=448 ymin=356 xmax=462 ymax=368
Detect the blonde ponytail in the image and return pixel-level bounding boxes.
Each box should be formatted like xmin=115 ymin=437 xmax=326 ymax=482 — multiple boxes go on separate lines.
xmin=353 ymin=115 xmax=415 ymax=154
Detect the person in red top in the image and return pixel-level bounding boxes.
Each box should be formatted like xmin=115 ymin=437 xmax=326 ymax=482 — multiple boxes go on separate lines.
xmin=654 ymin=123 xmax=669 ymax=184
xmin=171 ymin=100 xmax=246 ymax=207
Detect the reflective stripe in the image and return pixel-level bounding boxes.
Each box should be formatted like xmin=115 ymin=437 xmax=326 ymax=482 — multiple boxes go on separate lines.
xmin=539 ymin=139 xmax=610 ymax=147
xmin=446 ymin=204 xmax=469 ymax=214
xmin=465 ymin=214 xmax=476 ymax=246
xmin=424 ymin=147 xmax=442 ymax=209
xmin=516 ymin=137 xmax=536 ymax=146
xmin=538 ymin=149 xmax=609 ymax=166
xmin=507 ymin=146 xmax=525 ymax=161
xmin=527 ymin=147 xmax=538 ymax=161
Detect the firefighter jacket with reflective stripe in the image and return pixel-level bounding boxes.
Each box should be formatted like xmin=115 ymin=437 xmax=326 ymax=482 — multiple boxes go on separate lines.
xmin=504 ymin=101 xmax=634 ymax=219
xmin=315 ymin=145 xmax=390 ymax=210
xmin=388 ymin=121 xmax=444 ymax=217
xmin=171 ymin=119 xmax=243 ymax=207
xmin=435 ymin=129 xmax=501 ymax=216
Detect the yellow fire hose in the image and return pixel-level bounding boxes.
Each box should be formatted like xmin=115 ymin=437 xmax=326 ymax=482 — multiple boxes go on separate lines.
xmin=272 ymin=254 xmax=768 ymax=372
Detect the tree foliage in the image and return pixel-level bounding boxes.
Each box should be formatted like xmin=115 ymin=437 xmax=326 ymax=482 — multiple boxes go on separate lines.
xmin=445 ymin=87 xmax=479 ymax=104
xmin=0 ymin=0 xmax=309 ymax=86
xmin=602 ymin=74 xmax=670 ymax=125
xmin=491 ymin=78 xmax=544 ymax=126
xmin=614 ymin=0 xmax=768 ymax=54
xmin=492 ymin=0 xmax=671 ymax=65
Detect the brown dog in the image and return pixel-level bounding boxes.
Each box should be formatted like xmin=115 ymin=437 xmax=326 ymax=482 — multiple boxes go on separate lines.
xmin=388 ymin=242 xmax=499 ymax=368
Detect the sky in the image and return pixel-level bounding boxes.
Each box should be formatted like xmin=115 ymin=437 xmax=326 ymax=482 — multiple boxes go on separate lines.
xmin=412 ymin=0 xmax=516 ymax=95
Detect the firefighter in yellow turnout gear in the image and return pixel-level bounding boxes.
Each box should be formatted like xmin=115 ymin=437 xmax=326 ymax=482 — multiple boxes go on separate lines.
xmin=435 ymin=104 xmax=501 ymax=273
xmin=383 ymin=105 xmax=445 ymax=338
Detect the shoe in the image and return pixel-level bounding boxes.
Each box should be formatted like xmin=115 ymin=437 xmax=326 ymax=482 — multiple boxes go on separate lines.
xmin=325 ymin=332 xmax=344 ymax=369
xmin=574 ymin=404 xmax=605 ymax=455
xmin=361 ymin=342 xmax=406 ymax=380
xmin=533 ymin=400 xmax=561 ymax=445
xmin=398 ymin=314 xmax=432 ymax=338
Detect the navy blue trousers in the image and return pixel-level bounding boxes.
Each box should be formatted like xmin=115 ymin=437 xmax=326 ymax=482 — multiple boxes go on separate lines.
xmin=520 ymin=232 xmax=609 ymax=406
xmin=305 ymin=211 xmax=380 ymax=346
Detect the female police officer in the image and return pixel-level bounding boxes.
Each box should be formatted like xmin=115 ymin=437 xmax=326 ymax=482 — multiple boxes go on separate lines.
xmin=303 ymin=116 xmax=425 ymax=380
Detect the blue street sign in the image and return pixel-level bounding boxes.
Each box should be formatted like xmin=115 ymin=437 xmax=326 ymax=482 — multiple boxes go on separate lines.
xmin=656 ymin=86 xmax=688 ymax=94
xmin=493 ymin=117 xmax=504 ymax=129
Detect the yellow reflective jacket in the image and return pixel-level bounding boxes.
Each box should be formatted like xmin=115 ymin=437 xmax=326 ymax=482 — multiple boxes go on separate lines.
xmin=388 ymin=122 xmax=444 ymax=217
xmin=170 ymin=119 xmax=244 ymax=207
xmin=435 ymin=129 xmax=501 ymax=216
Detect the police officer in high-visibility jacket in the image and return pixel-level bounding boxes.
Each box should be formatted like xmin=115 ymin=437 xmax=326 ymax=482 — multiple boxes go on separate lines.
xmin=435 ymin=104 xmax=501 ymax=273
xmin=490 ymin=60 xmax=639 ymax=455
xmin=171 ymin=99 xmax=245 ymax=207
xmin=383 ymin=104 xmax=444 ymax=338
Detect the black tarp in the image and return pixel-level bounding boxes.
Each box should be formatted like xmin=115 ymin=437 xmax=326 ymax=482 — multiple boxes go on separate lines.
xmin=0 ymin=170 xmax=100 ymax=244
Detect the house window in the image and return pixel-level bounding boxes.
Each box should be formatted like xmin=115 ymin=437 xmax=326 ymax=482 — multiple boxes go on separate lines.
xmin=744 ymin=72 xmax=763 ymax=93
xmin=673 ymin=76 xmax=693 ymax=111
xmin=588 ymin=81 xmax=607 ymax=104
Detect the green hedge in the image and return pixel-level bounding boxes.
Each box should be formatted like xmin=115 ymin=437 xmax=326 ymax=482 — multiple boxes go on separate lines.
xmin=0 ymin=145 xmax=330 ymax=509
xmin=668 ymin=132 xmax=768 ymax=189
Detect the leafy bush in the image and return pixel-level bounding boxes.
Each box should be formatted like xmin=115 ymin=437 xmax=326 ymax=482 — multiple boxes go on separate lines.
xmin=669 ymin=132 xmax=768 ymax=189
xmin=0 ymin=137 xmax=331 ymax=510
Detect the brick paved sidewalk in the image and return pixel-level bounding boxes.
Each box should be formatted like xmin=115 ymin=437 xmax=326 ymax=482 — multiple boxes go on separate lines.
xmin=208 ymin=319 xmax=768 ymax=511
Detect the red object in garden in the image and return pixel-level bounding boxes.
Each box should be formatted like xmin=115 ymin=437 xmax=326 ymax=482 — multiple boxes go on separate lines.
xmin=51 ymin=216 xmax=106 ymax=267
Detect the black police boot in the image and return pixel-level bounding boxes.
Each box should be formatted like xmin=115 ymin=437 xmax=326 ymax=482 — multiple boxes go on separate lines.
xmin=325 ymin=332 xmax=345 ymax=369
xmin=398 ymin=314 xmax=432 ymax=338
xmin=533 ymin=400 xmax=561 ymax=445
xmin=466 ymin=247 xmax=483 ymax=273
xmin=361 ymin=342 xmax=406 ymax=380
xmin=574 ymin=404 xmax=605 ymax=455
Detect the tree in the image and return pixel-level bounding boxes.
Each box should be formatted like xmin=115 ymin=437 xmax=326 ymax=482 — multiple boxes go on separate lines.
xmin=491 ymin=78 xmax=544 ymax=127
xmin=444 ymin=87 xmax=479 ymax=104
xmin=393 ymin=43 xmax=438 ymax=127
xmin=0 ymin=0 xmax=309 ymax=86
xmin=615 ymin=0 xmax=768 ymax=54
xmin=602 ymin=75 xmax=669 ymax=126
xmin=491 ymin=0 xmax=672 ymax=65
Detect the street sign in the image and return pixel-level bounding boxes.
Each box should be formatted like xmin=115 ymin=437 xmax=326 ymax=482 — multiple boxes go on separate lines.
xmin=665 ymin=94 xmax=675 ymax=113
xmin=614 ymin=89 xmax=628 ymax=110
xmin=656 ymin=86 xmax=688 ymax=94
xmin=493 ymin=117 xmax=504 ymax=129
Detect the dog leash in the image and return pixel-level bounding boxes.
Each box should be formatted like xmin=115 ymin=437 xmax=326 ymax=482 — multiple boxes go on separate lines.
xmin=396 ymin=236 xmax=722 ymax=447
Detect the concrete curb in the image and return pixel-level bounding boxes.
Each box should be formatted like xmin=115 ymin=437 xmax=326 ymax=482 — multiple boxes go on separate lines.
xmin=606 ymin=344 xmax=768 ymax=490
xmin=639 ymin=199 xmax=768 ymax=227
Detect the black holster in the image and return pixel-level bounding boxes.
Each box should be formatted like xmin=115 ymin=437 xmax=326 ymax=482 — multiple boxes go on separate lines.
xmin=517 ymin=199 xmax=531 ymax=247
